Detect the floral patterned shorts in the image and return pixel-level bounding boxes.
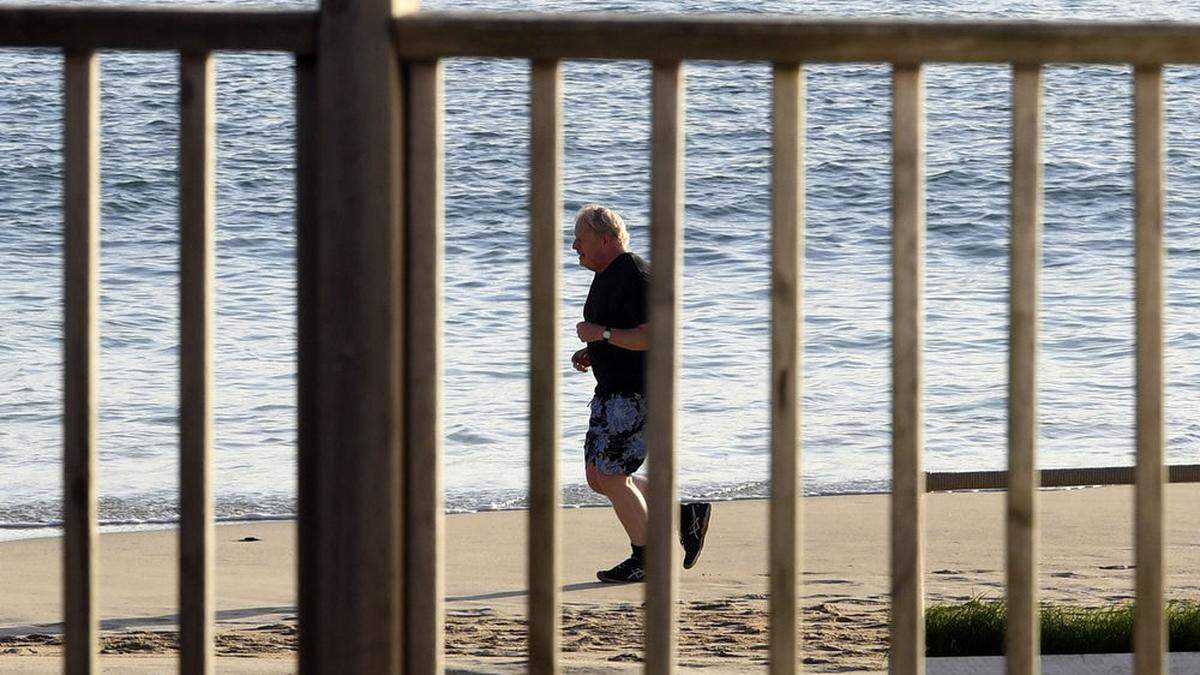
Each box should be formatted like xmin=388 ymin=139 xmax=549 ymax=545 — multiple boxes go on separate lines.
xmin=584 ymin=392 xmax=647 ymax=476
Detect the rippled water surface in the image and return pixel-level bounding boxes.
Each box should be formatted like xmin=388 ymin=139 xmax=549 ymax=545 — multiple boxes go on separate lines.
xmin=4 ymin=0 xmax=1200 ymax=535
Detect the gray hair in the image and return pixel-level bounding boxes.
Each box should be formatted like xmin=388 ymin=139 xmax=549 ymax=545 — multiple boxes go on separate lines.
xmin=575 ymin=204 xmax=630 ymax=250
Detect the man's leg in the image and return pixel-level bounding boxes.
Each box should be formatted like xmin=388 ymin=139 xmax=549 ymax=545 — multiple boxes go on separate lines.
xmin=586 ymin=463 xmax=647 ymax=545
xmin=585 ymin=464 xmax=648 ymax=583
xmin=591 ymin=465 xmax=712 ymax=572
xmin=585 ymin=393 xmax=652 ymax=582
xmin=593 ymin=470 xmax=648 ymax=546
xmin=628 ymin=470 xmax=712 ymax=569
xmin=630 ymin=473 xmax=649 ymax=504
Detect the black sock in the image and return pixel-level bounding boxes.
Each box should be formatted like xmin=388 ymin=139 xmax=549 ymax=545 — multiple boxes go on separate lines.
xmin=631 ymin=544 xmax=645 ymax=562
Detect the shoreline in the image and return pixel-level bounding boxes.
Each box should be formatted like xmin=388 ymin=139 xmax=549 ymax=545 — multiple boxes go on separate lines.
xmin=0 ymin=483 xmax=1115 ymax=545
xmin=2 ymin=485 xmax=1197 ymax=672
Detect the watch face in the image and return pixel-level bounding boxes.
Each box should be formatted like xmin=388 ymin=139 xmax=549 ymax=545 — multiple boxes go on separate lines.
xmin=603 ymin=328 xmax=612 ymax=340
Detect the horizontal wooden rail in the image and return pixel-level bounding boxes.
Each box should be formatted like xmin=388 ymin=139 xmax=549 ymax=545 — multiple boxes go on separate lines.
xmin=0 ymin=6 xmax=315 ymax=53
xmin=9 ymin=7 xmax=1200 ymax=63
xmin=926 ymin=463 xmax=1200 ymax=492
xmin=393 ymin=12 xmax=1200 ymax=64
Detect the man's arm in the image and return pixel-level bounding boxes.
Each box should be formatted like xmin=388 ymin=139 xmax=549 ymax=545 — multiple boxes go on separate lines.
xmin=607 ymin=324 xmax=648 ymax=351
xmin=575 ymin=321 xmax=648 ymax=351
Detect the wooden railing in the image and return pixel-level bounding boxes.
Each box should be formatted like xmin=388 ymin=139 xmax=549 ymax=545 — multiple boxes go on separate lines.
xmin=3 ymin=3 xmax=1199 ymax=673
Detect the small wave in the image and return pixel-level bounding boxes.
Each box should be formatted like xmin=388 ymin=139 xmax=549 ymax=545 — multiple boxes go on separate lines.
xmin=0 ymin=512 xmax=296 ymax=532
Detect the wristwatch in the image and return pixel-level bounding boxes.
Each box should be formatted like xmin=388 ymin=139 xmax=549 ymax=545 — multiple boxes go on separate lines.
xmin=602 ymin=326 xmax=612 ymax=342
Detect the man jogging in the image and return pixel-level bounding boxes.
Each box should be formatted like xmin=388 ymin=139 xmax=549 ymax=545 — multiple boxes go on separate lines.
xmin=570 ymin=204 xmax=712 ymax=583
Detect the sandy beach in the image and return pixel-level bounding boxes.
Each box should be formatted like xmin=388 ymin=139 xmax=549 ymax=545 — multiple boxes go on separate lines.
xmin=1 ymin=484 xmax=1198 ymax=672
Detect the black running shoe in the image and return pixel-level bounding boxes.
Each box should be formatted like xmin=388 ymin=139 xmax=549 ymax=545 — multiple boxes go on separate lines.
xmin=680 ymin=502 xmax=712 ymax=569
xmin=596 ymin=556 xmax=645 ymax=584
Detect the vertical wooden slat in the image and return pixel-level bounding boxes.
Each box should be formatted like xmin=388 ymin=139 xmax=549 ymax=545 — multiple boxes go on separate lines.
xmin=769 ymin=61 xmax=804 ymax=675
xmin=646 ymin=59 xmax=683 ymax=675
xmin=179 ymin=50 xmax=216 ymax=675
xmin=890 ymin=63 xmax=925 ymax=675
xmin=299 ymin=0 xmax=413 ymax=670
xmin=404 ymin=58 xmax=444 ymax=674
xmin=1007 ymin=64 xmax=1042 ymax=675
xmin=63 ymin=47 xmax=99 ymax=675
xmin=1133 ymin=64 xmax=1166 ymax=675
xmin=292 ymin=47 xmax=319 ymax=675
xmin=528 ymin=58 xmax=563 ymax=675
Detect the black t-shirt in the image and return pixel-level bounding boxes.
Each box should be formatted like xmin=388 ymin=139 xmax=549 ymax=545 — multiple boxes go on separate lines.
xmin=583 ymin=252 xmax=650 ymax=396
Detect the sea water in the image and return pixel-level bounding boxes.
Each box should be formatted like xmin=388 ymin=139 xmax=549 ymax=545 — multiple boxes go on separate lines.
xmin=3 ymin=0 xmax=1200 ymax=539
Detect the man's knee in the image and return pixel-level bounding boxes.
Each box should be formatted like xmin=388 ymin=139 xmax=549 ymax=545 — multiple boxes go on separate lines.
xmin=593 ymin=470 xmax=629 ymax=496
xmin=585 ymin=464 xmax=604 ymax=494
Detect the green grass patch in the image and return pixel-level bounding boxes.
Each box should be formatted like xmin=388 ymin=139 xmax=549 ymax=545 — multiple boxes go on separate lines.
xmin=926 ymin=598 xmax=1200 ymax=656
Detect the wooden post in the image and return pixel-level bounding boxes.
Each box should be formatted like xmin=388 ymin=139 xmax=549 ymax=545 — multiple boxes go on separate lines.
xmin=528 ymin=58 xmax=563 ymax=675
xmin=63 ymin=47 xmax=99 ymax=675
xmin=1006 ymin=63 xmax=1042 ymax=675
xmin=645 ymin=59 xmax=683 ymax=675
xmin=298 ymin=0 xmax=414 ymax=670
xmin=890 ymin=63 xmax=925 ymax=675
xmin=179 ymin=49 xmax=216 ymax=675
xmin=769 ymin=61 xmax=804 ymax=675
xmin=404 ymin=58 xmax=445 ymax=673
xmin=1133 ymin=64 xmax=1166 ymax=675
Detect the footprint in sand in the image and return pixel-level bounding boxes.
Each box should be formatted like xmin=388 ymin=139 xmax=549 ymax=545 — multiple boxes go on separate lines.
xmin=691 ymin=601 xmax=734 ymax=611
xmin=812 ymin=602 xmax=849 ymax=615
xmin=837 ymin=596 xmax=888 ymax=606
xmin=447 ymin=607 xmax=494 ymax=617
xmin=1050 ymin=571 xmax=1083 ymax=579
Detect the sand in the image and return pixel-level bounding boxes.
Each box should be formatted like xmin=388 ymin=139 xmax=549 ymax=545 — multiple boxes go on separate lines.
xmin=1 ymin=484 xmax=1198 ymax=672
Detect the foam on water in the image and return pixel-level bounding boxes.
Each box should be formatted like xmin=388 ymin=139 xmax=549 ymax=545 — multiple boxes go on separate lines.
xmin=4 ymin=0 xmax=1200 ymax=539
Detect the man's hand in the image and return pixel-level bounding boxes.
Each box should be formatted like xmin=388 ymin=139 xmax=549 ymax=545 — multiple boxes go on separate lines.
xmin=571 ymin=347 xmax=591 ymax=372
xmin=576 ymin=321 xmax=604 ymax=343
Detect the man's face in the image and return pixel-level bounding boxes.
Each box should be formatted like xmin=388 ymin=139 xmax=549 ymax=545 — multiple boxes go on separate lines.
xmin=572 ymin=221 xmax=607 ymax=271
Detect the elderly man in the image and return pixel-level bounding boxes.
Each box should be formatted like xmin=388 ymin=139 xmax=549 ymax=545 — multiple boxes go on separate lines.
xmin=570 ymin=204 xmax=712 ymax=583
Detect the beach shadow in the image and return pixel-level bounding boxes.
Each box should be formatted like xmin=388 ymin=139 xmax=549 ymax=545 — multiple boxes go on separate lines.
xmin=0 ymin=605 xmax=295 ymax=637
xmin=446 ymin=581 xmax=607 ymax=603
